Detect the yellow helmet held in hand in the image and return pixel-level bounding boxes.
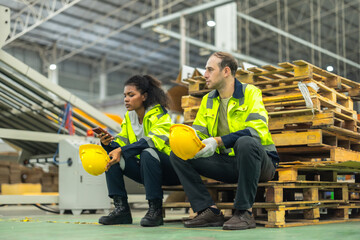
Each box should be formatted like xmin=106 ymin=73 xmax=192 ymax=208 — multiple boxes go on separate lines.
xmin=79 ymin=144 xmax=110 ymax=176
xmin=169 ymin=124 xmax=205 ymax=160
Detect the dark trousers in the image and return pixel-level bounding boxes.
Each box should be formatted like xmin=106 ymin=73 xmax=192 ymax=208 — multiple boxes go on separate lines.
xmin=170 ymin=136 xmax=275 ymax=212
xmin=105 ymin=148 xmax=180 ymax=200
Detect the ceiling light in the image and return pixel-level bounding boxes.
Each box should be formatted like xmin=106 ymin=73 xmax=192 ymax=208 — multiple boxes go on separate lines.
xmin=326 ymin=66 xmax=334 ymax=72
xmin=159 ymin=34 xmax=170 ymax=43
xmin=199 ymin=47 xmax=211 ymax=56
xmin=49 ymin=64 xmax=57 ymax=70
xmin=207 ymin=20 xmax=216 ymax=27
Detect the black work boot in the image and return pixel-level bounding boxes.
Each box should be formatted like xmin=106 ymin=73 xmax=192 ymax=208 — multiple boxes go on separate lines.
xmin=140 ymin=199 xmax=164 ymax=227
xmin=99 ymin=196 xmax=132 ymax=225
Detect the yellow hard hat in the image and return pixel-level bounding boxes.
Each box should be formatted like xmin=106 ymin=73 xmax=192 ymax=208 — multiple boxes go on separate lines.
xmin=79 ymin=144 xmax=110 ymax=176
xmin=169 ymin=124 xmax=205 ymax=160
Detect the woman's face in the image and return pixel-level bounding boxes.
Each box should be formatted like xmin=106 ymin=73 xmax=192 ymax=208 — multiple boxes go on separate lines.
xmin=123 ymin=85 xmax=147 ymax=111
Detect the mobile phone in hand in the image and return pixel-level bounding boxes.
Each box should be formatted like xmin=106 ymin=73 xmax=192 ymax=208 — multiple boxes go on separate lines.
xmin=92 ymin=127 xmax=113 ymax=138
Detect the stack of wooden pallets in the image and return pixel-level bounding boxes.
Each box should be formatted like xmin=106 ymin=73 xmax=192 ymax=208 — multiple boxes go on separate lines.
xmin=164 ymin=60 xmax=360 ymax=228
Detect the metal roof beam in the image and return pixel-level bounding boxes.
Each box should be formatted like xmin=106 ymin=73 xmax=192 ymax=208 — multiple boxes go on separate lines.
xmin=153 ymin=26 xmax=270 ymax=67
xmin=55 ymin=0 xmax=184 ymax=64
xmin=237 ymin=11 xmax=360 ymax=70
xmin=4 ymin=0 xmax=83 ymax=46
xmin=141 ymin=0 xmax=233 ymax=29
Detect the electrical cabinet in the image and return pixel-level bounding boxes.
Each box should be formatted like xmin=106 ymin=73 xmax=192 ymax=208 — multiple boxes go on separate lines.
xmin=59 ymin=139 xmax=111 ymax=215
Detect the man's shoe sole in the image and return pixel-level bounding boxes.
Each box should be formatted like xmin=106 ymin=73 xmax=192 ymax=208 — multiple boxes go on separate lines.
xmin=184 ymin=222 xmax=224 ymax=228
xmin=222 ymin=223 xmax=256 ymax=230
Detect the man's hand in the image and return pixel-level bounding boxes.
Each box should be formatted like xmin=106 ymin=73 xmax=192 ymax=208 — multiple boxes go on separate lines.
xmin=194 ymin=138 xmax=218 ymax=159
xmin=107 ymin=147 xmax=122 ymax=170
xmin=98 ymin=133 xmax=114 ymax=145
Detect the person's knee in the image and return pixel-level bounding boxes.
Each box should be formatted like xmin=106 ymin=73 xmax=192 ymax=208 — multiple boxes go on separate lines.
xmin=234 ymin=136 xmax=259 ymax=152
xmin=140 ymin=148 xmax=160 ymax=166
xmin=169 ymin=151 xmax=182 ymax=163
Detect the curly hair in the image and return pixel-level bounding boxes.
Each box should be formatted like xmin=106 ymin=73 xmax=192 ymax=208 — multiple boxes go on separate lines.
xmin=124 ymin=75 xmax=168 ymax=109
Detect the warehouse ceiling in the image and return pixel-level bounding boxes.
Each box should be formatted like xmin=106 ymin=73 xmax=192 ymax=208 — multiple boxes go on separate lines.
xmin=1 ymin=0 xmax=360 ymax=89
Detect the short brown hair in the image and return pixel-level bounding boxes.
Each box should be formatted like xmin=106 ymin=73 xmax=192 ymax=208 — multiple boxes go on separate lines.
xmin=211 ymin=52 xmax=238 ymax=76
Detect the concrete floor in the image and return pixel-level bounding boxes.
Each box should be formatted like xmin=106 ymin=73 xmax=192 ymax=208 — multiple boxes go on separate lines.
xmin=1 ymin=205 xmax=360 ymax=240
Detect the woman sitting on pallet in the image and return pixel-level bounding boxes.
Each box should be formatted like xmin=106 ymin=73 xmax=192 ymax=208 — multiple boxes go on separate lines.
xmin=97 ymin=75 xmax=180 ymax=227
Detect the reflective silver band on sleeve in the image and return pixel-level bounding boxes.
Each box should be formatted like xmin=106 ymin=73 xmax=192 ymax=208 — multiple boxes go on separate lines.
xmin=143 ymin=136 xmax=155 ymax=148
xmin=246 ymin=113 xmax=267 ymax=123
xmin=192 ymin=125 xmax=210 ymax=136
xmin=143 ymin=148 xmax=160 ymax=162
xmin=114 ymin=136 xmax=129 ymax=145
xmin=119 ymin=156 xmax=125 ymax=170
xmin=148 ymin=131 xmax=169 ymax=143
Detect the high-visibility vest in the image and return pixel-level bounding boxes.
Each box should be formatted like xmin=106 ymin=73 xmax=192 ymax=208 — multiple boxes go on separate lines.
xmin=192 ymin=79 xmax=277 ymax=158
xmin=114 ymin=104 xmax=171 ymax=156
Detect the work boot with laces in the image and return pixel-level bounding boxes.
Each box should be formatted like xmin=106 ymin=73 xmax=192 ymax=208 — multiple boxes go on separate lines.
xmin=99 ymin=196 xmax=132 ymax=225
xmin=140 ymin=199 xmax=164 ymax=227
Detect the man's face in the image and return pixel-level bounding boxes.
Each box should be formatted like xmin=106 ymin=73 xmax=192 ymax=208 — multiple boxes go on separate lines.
xmin=204 ymin=55 xmax=225 ymax=90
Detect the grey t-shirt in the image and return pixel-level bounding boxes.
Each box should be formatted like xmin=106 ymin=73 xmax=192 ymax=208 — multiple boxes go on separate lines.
xmin=217 ymin=97 xmax=230 ymax=137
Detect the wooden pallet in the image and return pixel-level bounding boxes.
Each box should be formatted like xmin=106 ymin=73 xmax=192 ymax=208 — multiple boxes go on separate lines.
xmin=348 ymin=183 xmax=360 ymax=201
xmin=269 ymin=111 xmax=360 ymax=133
xmin=258 ymin=78 xmax=353 ymax=110
xmin=164 ymin=182 xmax=350 ymax=206
xmin=264 ymin=92 xmax=357 ymax=119
xmin=253 ymin=203 xmax=360 ymax=228
xmin=163 ymin=182 xmax=360 ymax=228
xmin=275 ymin=161 xmax=360 ymax=182
xmin=237 ymin=60 xmax=360 ymax=99
xmin=163 ymin=201 xmax=360 ymax=227
xmin=183 ymin=106 xmax=199 ymax=123
xmin=181 ymin=95 xmax=202 ymax=109
xmin=277 ymin=146 xmax=360 ymax=162
xmin=272 ymin=128 xmax=360 ymax=149
xmin=183 ymin=76 xmax=210 ymax=94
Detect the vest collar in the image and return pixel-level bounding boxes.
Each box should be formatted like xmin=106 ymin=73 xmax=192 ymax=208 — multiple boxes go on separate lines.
xmin=208 ymin=78 xmax=244 ymax=99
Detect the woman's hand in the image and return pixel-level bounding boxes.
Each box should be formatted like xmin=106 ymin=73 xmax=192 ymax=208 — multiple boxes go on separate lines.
xmin=107 ymin=147 xmax=122 ymax=170
xmin=97 ymin=133 xmax=114 ymax=146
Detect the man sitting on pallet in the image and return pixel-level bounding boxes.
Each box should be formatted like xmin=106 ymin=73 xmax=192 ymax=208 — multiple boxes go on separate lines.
xmin=170 ymin=51 xmax=280 ymax=230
